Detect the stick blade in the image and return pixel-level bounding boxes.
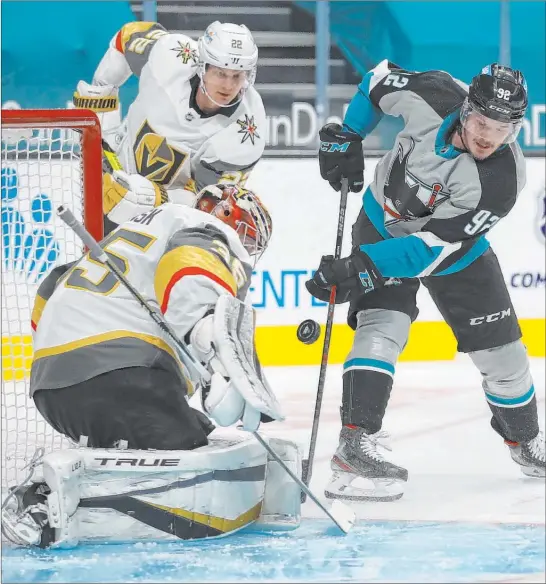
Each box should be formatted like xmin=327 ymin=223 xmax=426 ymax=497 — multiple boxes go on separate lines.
xmin=330 ymin=500 xmax=356 ymax=534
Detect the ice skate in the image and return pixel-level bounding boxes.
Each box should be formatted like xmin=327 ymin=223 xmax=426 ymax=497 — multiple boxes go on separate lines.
xmin=325 ymin=426 xmax=408 ymax=502
xmin=1 ymin=482 xmax=53 ymax=547
xmin=505 ymin=430 xmax=545 ymax=478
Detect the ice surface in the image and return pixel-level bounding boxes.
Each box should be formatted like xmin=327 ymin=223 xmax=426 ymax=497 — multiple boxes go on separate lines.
xmin=2 ymin=521 xmax=545 ymax=583
xmin=2 ymin=358 xmax=545 ymax=583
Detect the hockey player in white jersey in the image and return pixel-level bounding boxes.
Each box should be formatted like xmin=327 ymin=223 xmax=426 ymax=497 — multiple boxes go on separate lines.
xmin=2 ymin=185 xmax=303 ymax=548
xmin=74 ymin=20 xmax=266 ymax=233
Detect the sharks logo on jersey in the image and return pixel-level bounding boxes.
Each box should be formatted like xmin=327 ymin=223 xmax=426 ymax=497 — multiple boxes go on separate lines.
xmin=383 ymin=138 xmax=450 ymax=225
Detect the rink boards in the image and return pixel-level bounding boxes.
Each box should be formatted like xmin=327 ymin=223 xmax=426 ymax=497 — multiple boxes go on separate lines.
xmin=1 ymin=158 xmax=544 ymax=377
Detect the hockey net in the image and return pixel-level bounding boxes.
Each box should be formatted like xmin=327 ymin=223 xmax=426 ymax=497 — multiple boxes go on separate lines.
xmin=1 ymin=109 xmax=103 ymax=492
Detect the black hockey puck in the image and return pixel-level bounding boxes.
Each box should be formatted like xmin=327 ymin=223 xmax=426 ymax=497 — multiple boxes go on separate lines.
xmin=297 ymin=319 xmax=321 ymax=345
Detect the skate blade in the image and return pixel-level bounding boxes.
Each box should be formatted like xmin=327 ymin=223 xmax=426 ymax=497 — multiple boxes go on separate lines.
xmin=325 ymin=490 xmax=403 ymax=503
xmin=520 ymin=466 xmax=545 ymax=478
xmin=1 ymin=509 xmax=41 ymax=547
xmin=325 ymin=472 xmax=405 ymax=503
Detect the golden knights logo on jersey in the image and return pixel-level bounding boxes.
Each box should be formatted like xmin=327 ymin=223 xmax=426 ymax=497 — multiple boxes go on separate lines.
xmin=384 ymin=138 xmax=450 ymax=224
xmin=133 ymin=121 xmax=187 ymax=185
xmin=171 ymin=41 xmax=197 ymax=65
xmin=236 ymin=115 xmax=260 ymax=145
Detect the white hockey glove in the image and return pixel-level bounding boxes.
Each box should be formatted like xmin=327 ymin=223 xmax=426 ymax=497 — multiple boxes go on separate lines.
xmin=190 ymin=297 xmax=284 ymax=432
xmin=103 ymin=170 xmax=168 ymax=225
xmin=73 ymin=80 xmax=121 ymax=135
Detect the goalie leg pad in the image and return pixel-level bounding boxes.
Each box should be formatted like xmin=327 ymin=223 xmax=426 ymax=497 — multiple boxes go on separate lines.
xmin=72 ymin=433 xmax=271 ymax=544
xmin=254 ymin=436 xmax=302 ymax=531
xmin=3 ymin=434 xmax=303 ymax=547
xmin=43 ymin=450 xmax=83 ymax=547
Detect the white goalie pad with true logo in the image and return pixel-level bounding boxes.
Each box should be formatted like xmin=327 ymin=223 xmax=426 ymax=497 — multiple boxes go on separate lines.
xmin=212 ymin=295 xmax=284 ymax=422
xmin=1 ymin=432 xmax=302 ymax=547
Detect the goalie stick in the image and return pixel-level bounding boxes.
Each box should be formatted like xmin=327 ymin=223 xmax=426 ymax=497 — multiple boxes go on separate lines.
xmin=57 ymin=205 xmax=356 ymax=534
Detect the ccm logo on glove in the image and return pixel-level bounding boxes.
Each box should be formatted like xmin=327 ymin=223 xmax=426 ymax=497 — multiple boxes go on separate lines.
xmin=318 ymin=123 xmax=365 ymax=193
xmin=320 ymin=142 xmax=350 ymax=153
xmin=305 ymin=250 xmax=387 ymax=304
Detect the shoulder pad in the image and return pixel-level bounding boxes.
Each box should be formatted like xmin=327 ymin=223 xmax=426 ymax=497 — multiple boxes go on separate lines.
xmin=148 ymin=32 xmax=199 ymax=84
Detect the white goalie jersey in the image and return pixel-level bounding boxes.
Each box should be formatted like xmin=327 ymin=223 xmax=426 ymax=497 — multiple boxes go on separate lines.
xmin=30 ymin=203 xmax=253 ymax=397
xmin=89 ymin=22 xmax=266 ymax=201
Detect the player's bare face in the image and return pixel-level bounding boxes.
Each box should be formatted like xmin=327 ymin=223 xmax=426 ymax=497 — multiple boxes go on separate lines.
xmin=199 ymin=66 xmax=247 ymax=111
xmin=463 ymin=112 xmax=511 ymax=160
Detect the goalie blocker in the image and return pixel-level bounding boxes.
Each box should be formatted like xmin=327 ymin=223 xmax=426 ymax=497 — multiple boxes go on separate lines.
xmin=2 ymin=433 xmax=302 ymax=548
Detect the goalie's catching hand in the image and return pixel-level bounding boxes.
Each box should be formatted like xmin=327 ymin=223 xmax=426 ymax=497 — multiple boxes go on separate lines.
xmin=190 ymin=296 xmax=284 ymax=432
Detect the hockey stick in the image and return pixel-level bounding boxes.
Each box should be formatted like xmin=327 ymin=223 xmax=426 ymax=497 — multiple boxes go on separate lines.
xmin=301 ymin=177 xmax=349 ymax=501
xmin=57 ymin=205 xmax=356 ymax=534
xmin=72 ymin=128 xmax=123 ymax=174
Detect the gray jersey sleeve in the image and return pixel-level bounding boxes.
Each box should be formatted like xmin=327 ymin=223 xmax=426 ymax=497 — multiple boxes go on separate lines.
xmin=360 ymin=60 xmax=467 ymax=122
xmin=116 ymin=22 xmax=169 ymax=77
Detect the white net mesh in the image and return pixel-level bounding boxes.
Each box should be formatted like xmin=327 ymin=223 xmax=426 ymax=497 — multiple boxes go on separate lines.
xmin=1 ymin=125 xmax=88 ymax=490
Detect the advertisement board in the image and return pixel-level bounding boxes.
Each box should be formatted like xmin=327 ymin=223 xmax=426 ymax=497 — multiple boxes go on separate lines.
xmin=3 ymin=99 xmax=544 ymax=156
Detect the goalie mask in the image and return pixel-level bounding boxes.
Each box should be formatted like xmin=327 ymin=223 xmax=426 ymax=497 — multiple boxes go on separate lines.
xmin=196 ymin=184 xmax=272 ymax=265
xmin=197 ymin=21 xmax=258 ymax=108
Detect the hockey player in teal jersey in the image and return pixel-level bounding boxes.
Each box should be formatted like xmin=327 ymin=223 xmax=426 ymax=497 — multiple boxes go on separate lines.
xmin=307 ymin=62 xmax=544 ymax=502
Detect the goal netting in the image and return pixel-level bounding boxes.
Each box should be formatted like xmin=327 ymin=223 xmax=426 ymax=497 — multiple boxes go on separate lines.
xmin=1 ymin=109 xmax=103 ymax=492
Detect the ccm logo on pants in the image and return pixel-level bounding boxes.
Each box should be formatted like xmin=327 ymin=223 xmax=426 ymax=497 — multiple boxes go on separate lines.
xmin=469 ymin=308 xmax=511 ymax=326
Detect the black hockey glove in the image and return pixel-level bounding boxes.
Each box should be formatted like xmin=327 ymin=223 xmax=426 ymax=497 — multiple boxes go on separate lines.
xmin=305 ymin=255 xmax=354 ymax=304
xmin=319 ymin=123 xmax=364 ymax=193
xmin=306 ymin=249 xmax=386 ymax=300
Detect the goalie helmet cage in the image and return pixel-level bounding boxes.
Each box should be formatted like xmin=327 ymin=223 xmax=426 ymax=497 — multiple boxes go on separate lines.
xmin=1 ymin=109 xmax=103 ymax=492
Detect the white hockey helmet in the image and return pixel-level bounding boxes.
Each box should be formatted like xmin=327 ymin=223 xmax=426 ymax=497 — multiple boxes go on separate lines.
xmin=197 ymin=21 xmax=258 ymax=91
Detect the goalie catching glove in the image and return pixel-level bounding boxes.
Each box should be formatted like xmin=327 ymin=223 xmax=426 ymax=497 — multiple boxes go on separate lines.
xmin=103 ymin=170 xmax=168 ymax=225
xmin=190 ymin=295 xmax=284 ymax=432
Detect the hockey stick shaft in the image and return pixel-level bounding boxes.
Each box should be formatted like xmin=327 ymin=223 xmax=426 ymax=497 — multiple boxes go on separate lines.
xmin=58 ymin=205 xmax=355 ymax=533
xmin=302 ymin=177 xmax=349 ymax=491
xmin=57 ymin=205 xmax=211 ymax=383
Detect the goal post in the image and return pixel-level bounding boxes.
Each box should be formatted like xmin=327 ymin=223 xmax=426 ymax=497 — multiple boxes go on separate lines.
xmin=1 ymin=108 xmax=104 ymax=490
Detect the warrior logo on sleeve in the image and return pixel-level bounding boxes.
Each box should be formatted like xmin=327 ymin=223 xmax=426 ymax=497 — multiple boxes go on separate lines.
xmin=384 ymin=138 xmax=450 ymax=224
xmin=133 ymin=121 xmax=188 ymax=185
